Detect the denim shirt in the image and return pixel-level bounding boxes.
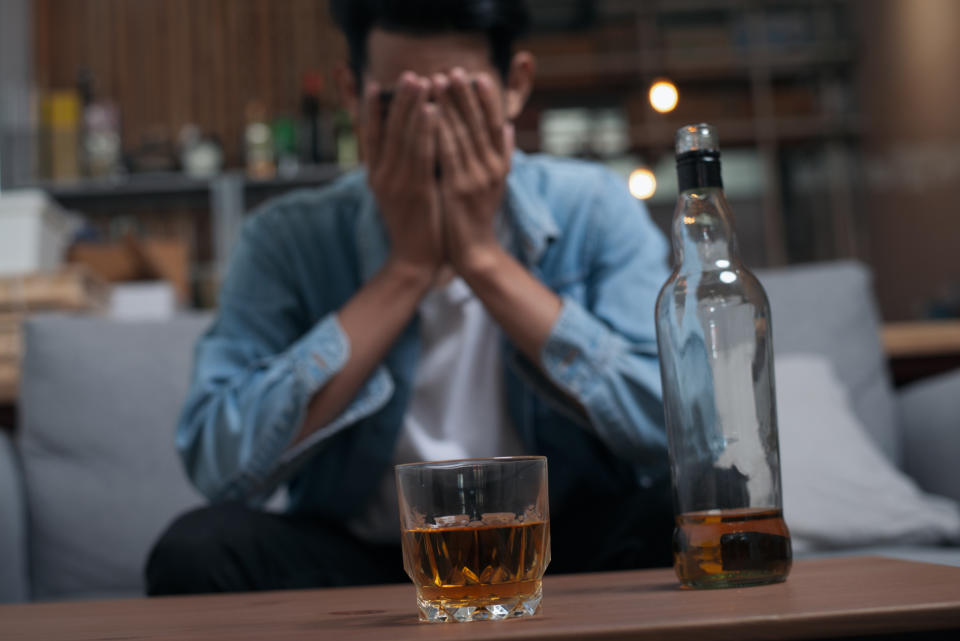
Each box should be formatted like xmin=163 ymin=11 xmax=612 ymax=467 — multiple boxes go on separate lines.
xmin=176 ymin=152 xmax=672 ymax=520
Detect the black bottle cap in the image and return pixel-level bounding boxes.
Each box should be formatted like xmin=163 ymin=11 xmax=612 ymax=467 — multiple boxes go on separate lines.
xmin=676 ymin=150 xmax=723 ymax=191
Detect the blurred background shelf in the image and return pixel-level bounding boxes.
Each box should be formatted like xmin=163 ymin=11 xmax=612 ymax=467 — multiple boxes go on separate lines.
xmin=31 ymin=165 xmax=342 ymax=201
xmin=535 ymin=44 xmax=854 ymax=80
xmin=26 ymin=166 xmax=344 ymax=308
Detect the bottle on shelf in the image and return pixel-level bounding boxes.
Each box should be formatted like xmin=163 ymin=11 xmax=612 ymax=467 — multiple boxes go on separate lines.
xmin=655 ymin=123 xmax=792 ymax=589
xmin=299 ymin=71 xmax=336 ymax=164
xmin=334 ymin=108 xmax=358 ymax=170
xmin=272 ymin=115 xmax=299 ymax=178
xmin=178 ymin=124 xmax=223 ymax=179
xmin=76 ymin=67 xmax=122 ymax=178
xmin=244 ymin=101 xmax=276 ymax=180
xmin=41 ymin=90 xmax=82 ymax=182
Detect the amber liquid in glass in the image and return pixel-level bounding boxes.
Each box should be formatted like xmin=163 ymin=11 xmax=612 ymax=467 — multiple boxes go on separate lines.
xmin=402 ymin=520 xmax=549 ymax=618
xmin=674 ymin=507 xmax=792 ymax=588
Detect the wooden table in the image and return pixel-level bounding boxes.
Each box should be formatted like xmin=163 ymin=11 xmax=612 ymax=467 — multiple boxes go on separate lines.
xmin=3 ymin=557 xmax=960 ymax=640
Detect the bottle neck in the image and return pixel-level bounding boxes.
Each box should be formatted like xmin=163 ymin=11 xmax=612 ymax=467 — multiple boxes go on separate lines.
xmin=677 ymin=150 xmax=723 ymax=191
xmin=671 ymin=187 xmax=740 ymax=272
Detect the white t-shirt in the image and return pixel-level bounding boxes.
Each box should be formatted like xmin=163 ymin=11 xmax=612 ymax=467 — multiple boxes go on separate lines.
xmin=347 ymin=275 xmax=525 ymax=543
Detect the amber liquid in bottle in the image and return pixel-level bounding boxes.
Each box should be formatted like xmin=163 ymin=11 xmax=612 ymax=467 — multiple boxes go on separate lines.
xmin=673 ymin=507 xmax=792 ymax=589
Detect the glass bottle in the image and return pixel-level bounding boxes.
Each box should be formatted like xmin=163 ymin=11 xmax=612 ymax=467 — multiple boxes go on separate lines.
xmin=655 ymin=123 xmax=792 ymax=589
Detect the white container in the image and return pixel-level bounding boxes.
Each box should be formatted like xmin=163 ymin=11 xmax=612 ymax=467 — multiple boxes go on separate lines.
xmin=109 ymin=281 xmax=178 ymax=321
xmin=0 ymin=190 xmax=76 ymax=276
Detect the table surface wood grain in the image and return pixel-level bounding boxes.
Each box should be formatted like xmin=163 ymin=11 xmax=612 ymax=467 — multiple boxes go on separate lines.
xmin=3 ymin=557 xmax=960 ymax=641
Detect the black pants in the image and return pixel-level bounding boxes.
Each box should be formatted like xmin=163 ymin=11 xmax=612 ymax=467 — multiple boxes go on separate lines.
xmin=145 ymin=485 xmax=674 ymax=596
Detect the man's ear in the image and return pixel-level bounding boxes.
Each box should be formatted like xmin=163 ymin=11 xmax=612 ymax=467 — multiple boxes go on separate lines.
xmin=504 ymin=51 xmax=535 ymax=120
xmin=334 ymin=63 xmax=360 ymax=122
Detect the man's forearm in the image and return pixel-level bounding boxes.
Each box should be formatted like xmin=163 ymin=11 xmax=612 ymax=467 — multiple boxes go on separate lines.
xmin=458 ymin=245 xmax=562 ymax=364
xmin=291 ymin=70 xmax=445 ymax=446
xmin=291 ymin=260 xmax=433 ymax=446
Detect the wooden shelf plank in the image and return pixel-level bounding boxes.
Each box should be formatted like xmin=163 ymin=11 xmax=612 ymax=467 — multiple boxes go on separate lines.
xmin=20 ymin=165 xmax=342 ymax=201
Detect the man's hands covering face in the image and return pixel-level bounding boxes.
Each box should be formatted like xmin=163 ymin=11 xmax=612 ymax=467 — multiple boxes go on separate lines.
xmin=434 ymin=68 xmax=514 ymax=275
xmin=363 ymin=68 xmax=513 ymax=282
xmin=362 ymin=73 xmax=444 ymax=281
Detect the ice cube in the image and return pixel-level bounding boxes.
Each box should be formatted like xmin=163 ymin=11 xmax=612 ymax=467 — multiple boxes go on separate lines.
xmin=435 ymin=514 xmax=471 ymax=528
xmin=445 ymin=566 xmax=465 ymax=586
xmin=480 ymin=564 xmax=510 ymax=584
xmin=520 ymin=506 xmax=541 ymax=523
xmin=481 ymin=512 xmax=516 ymax=525
xmin=479 ymin=565 xmax=496 ymax=584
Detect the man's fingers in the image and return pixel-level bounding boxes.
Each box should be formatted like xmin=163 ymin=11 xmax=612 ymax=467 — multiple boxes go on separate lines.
xmin=475 ymin=73 xmax=506 ymax=155
xmin=503 ymin=123 xmax=515 ymax=171
xmin=417 ymin=103 xmax=438 ymax=181
xmin=401 ymin=78 xmax=431 ymax=165
xmin=436 ymin=78 xmax=480 ymax=174
xmin=448 ymin=68 xmax=492 ymax=163
xmin=436 ymin=106 xmax=463 ymax=180
xmin=362 ymin=81 xmax=382 ymax=169
xmin=433 ymin=76 xmax=461 ymax=167
xmin=378 ymin=73 xmax=422 ymax=175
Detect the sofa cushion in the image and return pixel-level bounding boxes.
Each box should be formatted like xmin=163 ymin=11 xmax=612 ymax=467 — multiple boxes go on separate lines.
xmin=778 ymin=354 xmax=960 ymax=553
xmin=18 ymin=314 xmax=210 ymax=601
xmin=757 ymin=261 xmax=900 ymax=465
xmin=898 ymin=368 xmax=960 ymax=503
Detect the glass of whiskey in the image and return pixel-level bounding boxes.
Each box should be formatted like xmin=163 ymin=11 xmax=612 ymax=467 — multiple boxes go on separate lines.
xmin=395 ymin=457 xmax=550 ymax=622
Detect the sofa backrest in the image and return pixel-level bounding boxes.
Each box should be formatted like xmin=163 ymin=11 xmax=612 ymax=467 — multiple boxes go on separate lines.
xmin=17 ymin=314 xmax=210 ymax=601
xmin=756 ymin=261 xmax=899 ymax=464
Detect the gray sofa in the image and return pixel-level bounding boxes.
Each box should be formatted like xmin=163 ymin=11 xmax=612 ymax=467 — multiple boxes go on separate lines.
xmin=1 ymin=316 xmax=209 ymax=603
xmin=1 ymin=261 xmax=958 ymax=603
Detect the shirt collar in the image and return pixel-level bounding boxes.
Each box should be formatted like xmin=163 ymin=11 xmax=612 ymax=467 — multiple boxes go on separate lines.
xmin=355 ymin=151 xmax=560 ymax=282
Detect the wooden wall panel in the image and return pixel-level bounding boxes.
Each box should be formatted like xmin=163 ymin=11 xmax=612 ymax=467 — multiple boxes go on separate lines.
xmin=33 ymin=0 xmax=345 ymax=166
xmin=859 ymin=0 xmax=960 ymax=319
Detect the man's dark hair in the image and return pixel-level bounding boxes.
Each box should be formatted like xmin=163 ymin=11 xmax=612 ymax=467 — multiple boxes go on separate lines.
xmin=330 ymin=0 xmax=531 ymax=86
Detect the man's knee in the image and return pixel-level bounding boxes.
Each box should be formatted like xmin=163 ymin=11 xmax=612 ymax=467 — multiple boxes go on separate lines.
xmin=145 ymin=504 xmax=252 ymax=596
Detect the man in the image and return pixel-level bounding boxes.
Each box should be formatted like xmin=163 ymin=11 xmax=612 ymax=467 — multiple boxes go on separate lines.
xmin=146 ymin=0 xmax=673 ymax=595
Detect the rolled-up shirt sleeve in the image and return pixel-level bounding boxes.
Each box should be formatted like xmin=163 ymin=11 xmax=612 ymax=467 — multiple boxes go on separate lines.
xmin=536 ymin=171 xmax=671 ymax=465
xmin=175 ymin=218 xmax=392 ymax=504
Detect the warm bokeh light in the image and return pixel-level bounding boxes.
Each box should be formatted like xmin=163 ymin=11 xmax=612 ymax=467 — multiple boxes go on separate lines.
xmin=628 ymin=168 xmax=657 ymax=200
xmin=649 ymin=80 xmax=679 ymax=113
